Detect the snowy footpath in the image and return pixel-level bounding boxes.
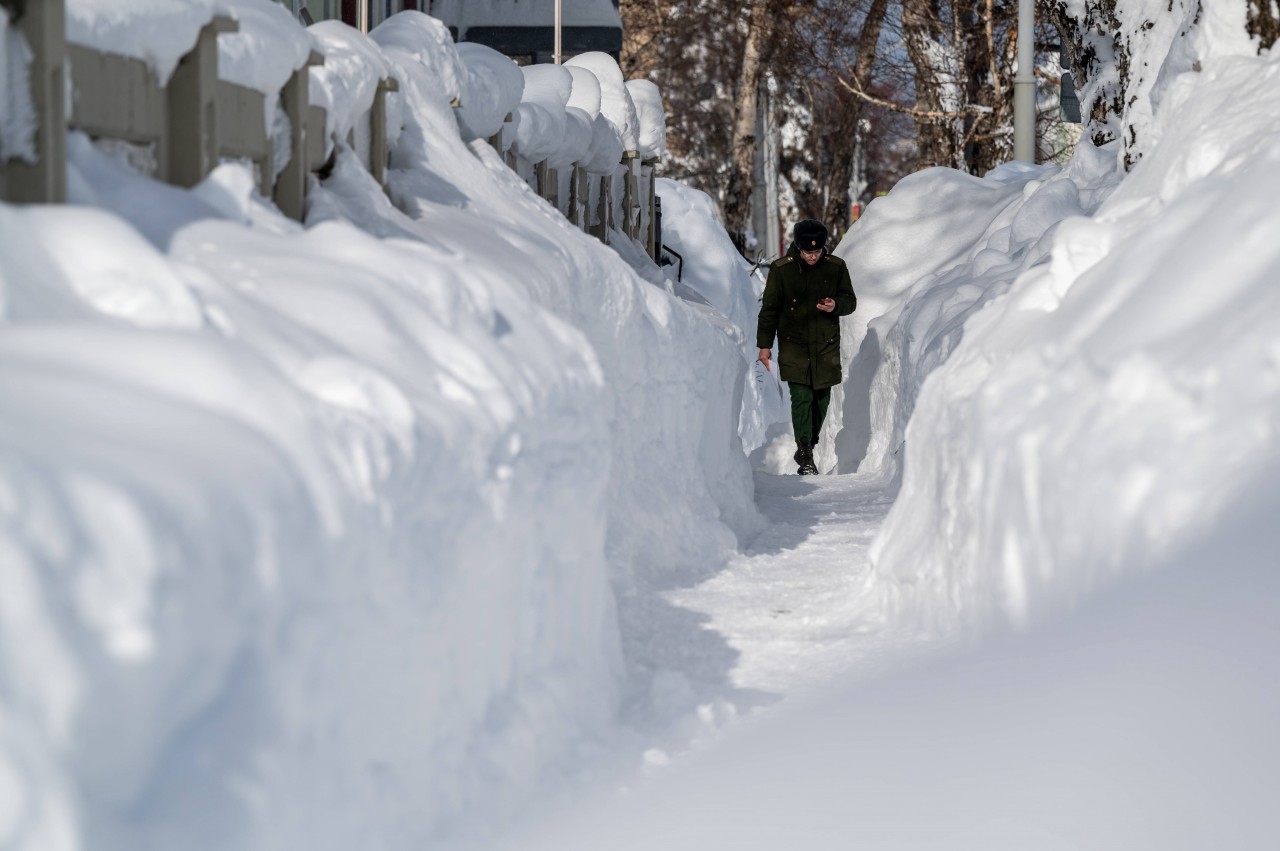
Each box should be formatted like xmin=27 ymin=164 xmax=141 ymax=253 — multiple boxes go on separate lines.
xmin=668 ymin=471 xmax=903 ymax=699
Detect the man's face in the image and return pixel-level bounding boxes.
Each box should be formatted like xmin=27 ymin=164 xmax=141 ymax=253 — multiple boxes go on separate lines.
xmin=800 ymin=248 xmax=822 ymax=266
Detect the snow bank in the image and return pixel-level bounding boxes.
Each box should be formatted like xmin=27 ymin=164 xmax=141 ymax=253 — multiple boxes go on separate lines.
xmin=510 ymin=475 xmax=1280 ymax=850
xmin=858 ymin=45 xmax=1280 ymax=637
xmin=829 ymin=150 xmax=1117 ymax=479
xmin=0 ymin=10 xmax=754 ymax=851
xmin=655 ymin=179 xmax=788 ymax=456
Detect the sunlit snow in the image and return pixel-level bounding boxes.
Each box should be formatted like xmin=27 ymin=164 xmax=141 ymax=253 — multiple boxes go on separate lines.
xmin=2 ymin=1 xmax=1278 ymax=850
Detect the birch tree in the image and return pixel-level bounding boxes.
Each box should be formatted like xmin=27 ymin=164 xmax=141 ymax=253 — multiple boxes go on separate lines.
xmin=723 ymin=0 xmax=776 ymax=252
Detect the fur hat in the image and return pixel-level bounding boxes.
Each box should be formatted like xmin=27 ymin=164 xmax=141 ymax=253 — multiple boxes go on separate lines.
xmin=793 ymin=219 xmax=828 ymax=252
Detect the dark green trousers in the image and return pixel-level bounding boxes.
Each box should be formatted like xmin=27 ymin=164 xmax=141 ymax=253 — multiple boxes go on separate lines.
xmin=788 ymin=383 xmax=830 ymax=446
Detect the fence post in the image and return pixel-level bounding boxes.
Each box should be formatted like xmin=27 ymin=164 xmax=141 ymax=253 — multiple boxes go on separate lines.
xmin=1 ymin=0 xmax=66 ymax=203
xmin=590 ymin=172 xmax=610 ymax=243
xmin=534 ymin=159 xmax=548 ymax=199
xmin=620 ymin=151 xmax=640 ymax=241
xmin=547 ymin=165 xmax=560 ymax=210
xmin=644 ymin=158 xmax=660 ymax=259
xmin=274 ymin=49 xmax=324 ymax=221
xmin=369 ymin=75 xmax=398 ymax=190
xmin=165 ymin=15 xmax=237 ymax=188
xmin=567 ymin=163 xmax=582 ymax=228
xmin=504 ymin=116 xmax=518 ymax=170
xmin=488 ymin=112 xmax=512 ymax=157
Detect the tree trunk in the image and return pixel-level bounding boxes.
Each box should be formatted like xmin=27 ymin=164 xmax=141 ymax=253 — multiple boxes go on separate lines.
xmin=903 ymin=0 xmax=963 ymax=170
xmin=724 ymin=0 xmax=773 ymax=253
xmin=823 ymin=0 xmax=890 ymax=235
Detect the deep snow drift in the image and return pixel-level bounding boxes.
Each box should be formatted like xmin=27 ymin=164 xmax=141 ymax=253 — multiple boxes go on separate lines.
xmin=0 ymin=6 xmax=760 ymax=850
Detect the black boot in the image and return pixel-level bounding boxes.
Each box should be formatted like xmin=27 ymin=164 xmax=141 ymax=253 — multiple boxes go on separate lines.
xmin=795 ymin=441 xmax=817 ymax=475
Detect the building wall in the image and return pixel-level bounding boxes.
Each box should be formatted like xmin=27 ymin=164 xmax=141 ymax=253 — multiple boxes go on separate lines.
xmin=279 ymin=1 xmax=620 ymax=62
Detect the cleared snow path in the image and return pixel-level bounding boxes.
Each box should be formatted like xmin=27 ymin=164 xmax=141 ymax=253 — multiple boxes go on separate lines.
xmin=668 ymin=470 xmax=902 ymax=698
xmin=506 ymin=468 xmax=926 ymax=848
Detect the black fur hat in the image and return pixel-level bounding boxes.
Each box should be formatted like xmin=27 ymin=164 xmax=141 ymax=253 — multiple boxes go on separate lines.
xmin=793 ymin=219 xmax=828 ymax=252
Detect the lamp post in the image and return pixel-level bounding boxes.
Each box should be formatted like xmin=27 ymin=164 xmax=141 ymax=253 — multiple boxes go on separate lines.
xmin=1012 ymin=0 xmax=1035 ymax=162
xmin=554 ymin=0 xmax=563 ymax=64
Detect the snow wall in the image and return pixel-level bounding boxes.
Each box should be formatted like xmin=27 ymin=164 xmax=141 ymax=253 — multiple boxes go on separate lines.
xmin=0 ymin=6 xmax=756 ymax=850
xmin=834 ymin=6 xmax=1280 ymax=636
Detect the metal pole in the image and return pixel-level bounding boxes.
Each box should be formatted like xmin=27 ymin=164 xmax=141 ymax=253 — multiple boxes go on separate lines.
xmin=554 ymin=0 xmax=562 ymax=64
xmin=1012 ymin=0 xmax=1035 ymax=162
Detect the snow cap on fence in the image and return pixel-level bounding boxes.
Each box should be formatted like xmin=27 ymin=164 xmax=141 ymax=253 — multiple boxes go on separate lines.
xmin=369 ymin=11 xmax=465 ymax=106
xmin=514 ymin=64 xmax=572 ymax=164
xmin=625 ymin=79 xmax=667 ymax=161
xmin=308 ymin=21 xmax=394 ymax=162
xmin=552 ymin=108 xmax=594 ymax=170
xmin=565 ymin=52 xmax=639 ymax=154
xmin=64 ymin=0 xmax=219 ymax=86
xmin=580 ymin=113 xmax=625 ymax=176
xmin=216 ymin=0 xmax=313 ymax=93
xmin=454 ymin=43 xmax=524 ymax=141
xmin=565 ymin=65 xmax=602 ymax=119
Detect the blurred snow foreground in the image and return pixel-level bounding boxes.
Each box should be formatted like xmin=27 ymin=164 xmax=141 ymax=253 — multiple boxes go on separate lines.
xmin=2 ymin=4 xmax=1280 ymax=851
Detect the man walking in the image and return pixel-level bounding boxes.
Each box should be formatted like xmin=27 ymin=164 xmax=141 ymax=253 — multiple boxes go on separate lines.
xmin=756 ymin=219 xmax=857 ymax=475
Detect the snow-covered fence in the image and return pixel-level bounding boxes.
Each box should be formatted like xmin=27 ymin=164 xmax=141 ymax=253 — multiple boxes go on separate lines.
xmin=62 ymin=13 xmax=324 ymax=215
xmin=481 ymin=53 xmax=666 ymax=258
xmin=0 ymin=0 xmax=403 ymax=221
xmin=3 ymin=2 xmax=668 ymax=259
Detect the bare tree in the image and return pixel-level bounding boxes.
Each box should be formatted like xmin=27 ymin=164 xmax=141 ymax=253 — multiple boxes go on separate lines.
xmin=723 ymin=0 xmax=777 ymax=252
xmin=823 ymin=0 xmax=889 ymax=233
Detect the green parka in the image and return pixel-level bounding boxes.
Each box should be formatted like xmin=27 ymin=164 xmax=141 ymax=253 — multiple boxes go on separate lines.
xmin=756 ymin=244 xmax=857 ymax=389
